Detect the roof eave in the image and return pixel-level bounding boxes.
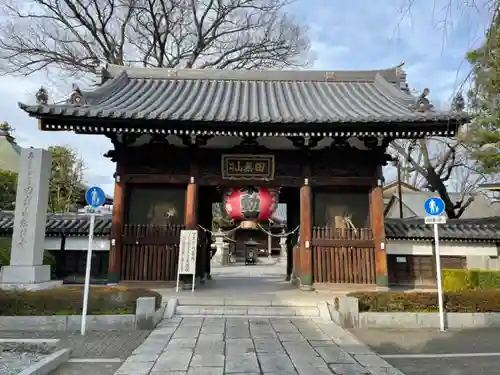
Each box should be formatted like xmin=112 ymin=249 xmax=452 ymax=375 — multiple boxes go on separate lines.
xmin=29 ymin=114 xmax=463 ymax=136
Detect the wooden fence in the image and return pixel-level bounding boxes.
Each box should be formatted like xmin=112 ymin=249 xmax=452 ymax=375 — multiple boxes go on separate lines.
xmin=120 ymin=224 xmax=185 ymax=281
xmin=311 ymin=227 xmax=376 ymax=284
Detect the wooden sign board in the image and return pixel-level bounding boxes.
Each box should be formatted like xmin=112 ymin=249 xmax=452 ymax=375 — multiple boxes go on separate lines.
xmin=221 ymin=154 xmax=275 ymax=180
xmin=176 ymin=229 xmax=198 ymax=292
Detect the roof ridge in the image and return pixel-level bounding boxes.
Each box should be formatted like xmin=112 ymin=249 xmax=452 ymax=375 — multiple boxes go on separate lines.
xmin=100 ymin=63 xmax=406 ymax=83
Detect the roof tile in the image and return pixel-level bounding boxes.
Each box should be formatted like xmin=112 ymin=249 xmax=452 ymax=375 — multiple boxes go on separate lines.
xmin=19 ymin=65 xmax=468 ymax=125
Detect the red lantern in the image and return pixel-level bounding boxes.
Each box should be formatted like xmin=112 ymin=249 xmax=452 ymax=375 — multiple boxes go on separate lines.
xmin=223 ymin=187 xmax=278 ymax=222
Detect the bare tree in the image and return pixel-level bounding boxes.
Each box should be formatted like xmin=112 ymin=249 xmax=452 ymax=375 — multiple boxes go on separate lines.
xmin=389 ymin=133 xmax=492 ymax=218
xmin=0 ymin=0 xmax=310 ymax=76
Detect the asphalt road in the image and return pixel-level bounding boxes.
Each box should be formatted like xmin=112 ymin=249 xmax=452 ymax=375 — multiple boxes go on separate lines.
xmin=350 ymin=328 xmax=500 ymax=375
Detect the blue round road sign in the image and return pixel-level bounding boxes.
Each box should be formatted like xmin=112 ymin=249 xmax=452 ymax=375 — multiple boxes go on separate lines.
xmin=424 ymin=197 xmax=445 ymax=216
xmin=85 ymin=186 xmax=106 ymax=208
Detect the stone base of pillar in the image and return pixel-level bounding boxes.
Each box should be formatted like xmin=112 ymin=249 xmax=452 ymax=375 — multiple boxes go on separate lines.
xmin=0 ymin=265 xmax=62 ymax=290
xmin=0 ymin=265 xmax=62 ymax=291
xmin=299 ymin=284 xmax=314 ymax=291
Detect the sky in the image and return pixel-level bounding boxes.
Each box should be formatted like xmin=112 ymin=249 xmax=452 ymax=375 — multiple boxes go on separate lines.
xmin=0 ymin=0 xmax=492 ymax=195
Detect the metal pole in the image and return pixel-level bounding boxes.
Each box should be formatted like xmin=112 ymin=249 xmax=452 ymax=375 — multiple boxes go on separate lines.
xmin=268 ymin=230 xmax=272 ymax=259
xmin=397 ymin=162 xmax=403 ymax=219
xmin=434 ymin=222 xmax=445 ymax=332
xmin=81 ymin=213 xmax=95 ymax=336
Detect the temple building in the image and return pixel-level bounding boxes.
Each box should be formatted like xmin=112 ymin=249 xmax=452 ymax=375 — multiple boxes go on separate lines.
xmin=18 ymin=64 xmax=468 ymax=290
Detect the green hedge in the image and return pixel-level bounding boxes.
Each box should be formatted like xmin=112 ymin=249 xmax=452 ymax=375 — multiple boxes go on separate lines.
xmin=0 ymin=286 xmax=162 ymax=316
xmin=349 ymin=291 xmax=500 ymax=313
xmin=442 ymin=269 xmax=500 ymax=292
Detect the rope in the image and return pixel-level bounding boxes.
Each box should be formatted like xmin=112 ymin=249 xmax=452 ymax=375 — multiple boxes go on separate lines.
xmin=257 ymin=223 xmax=300 ymax=238
xmin=197 ymin=224 xmax=240 ymax=242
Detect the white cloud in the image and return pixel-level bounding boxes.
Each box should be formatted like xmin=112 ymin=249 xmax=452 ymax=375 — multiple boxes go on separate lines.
xmin=0 ymin=0 xmax=492 ymax=197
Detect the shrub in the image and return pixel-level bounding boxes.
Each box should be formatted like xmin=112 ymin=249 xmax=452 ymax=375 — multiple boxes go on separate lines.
xmin=349 ymin=291 xmax=500 ymax=313
xmin=0 ymin=286 xmax=162 ymax=316
xmin=441 ymin=268 xmax=500 ymax=292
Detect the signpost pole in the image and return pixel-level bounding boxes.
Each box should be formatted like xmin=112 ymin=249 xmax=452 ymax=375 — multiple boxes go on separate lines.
xmin=424 ymin=196 xmax=447 ymax=332
xmin=81 ymin=186 xmax=106 ymax=336
xmin=434 ymin=222 xmax=445 ymax=332
xmin=81 ymin=213 xmax=96 ymax=336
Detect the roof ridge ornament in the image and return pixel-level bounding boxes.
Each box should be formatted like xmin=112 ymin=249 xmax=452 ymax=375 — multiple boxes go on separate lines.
xmin=35 ymin=86 xmax=49 ymax=105
xmin=69 ymin=84 xmax=85 ymax=105
xmin=410 ymin=88 xmax=434 ymax=112
xmin=167 ymin=70 xmax=178 ymax=78
xmin=325 ymin=72 xmax=336 ymax=81
xmin=394 ymin=61 xmax=410 ymax=93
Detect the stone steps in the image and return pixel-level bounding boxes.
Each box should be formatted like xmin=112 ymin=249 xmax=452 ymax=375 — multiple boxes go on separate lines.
xmin=173 ymin=297 xmax=324 ymax=318
xmin=175 ymin=305 xmax=320 ymax=317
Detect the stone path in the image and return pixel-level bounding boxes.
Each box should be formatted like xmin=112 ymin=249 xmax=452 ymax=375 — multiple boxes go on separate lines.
xmin=112 ymin=316 xmax=406 ymax=375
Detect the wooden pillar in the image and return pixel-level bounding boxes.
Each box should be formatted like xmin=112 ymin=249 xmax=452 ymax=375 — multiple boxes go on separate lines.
xmin=299 ymin=179 xmax=313 ymax=291
xmin=108 ymin=174 xmax=126 ymax=284
xmin=184 ymin=176 xmax=198 ymax=229
xmin=370 ymin=173 xmax=388 ymax=288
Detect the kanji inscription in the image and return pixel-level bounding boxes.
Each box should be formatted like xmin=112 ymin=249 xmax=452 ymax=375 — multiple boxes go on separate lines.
xmin=221 ymin=154 xmax=275 ymax=180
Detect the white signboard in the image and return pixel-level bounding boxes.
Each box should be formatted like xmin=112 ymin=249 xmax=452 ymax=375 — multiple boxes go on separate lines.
xmin=424 ymin=216 xmax=447 ymax=225
xmin=176 ymin=230 xmax=198 ymax=292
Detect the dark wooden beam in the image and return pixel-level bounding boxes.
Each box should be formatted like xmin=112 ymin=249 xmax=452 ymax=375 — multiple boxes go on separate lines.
xmin=108 ymin=171 xmax=126 ymax=284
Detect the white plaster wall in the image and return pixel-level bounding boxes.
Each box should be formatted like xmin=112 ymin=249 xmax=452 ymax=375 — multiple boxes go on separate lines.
xmin=387 ymin=240 xmax=500 ymax=270
xmin=386 ymin=240 xmax=499 ymax=257
xmin=466 ymin=255 xmax=500 ymax=270
xmin=44 ymin=237 xmax=110 ymax=251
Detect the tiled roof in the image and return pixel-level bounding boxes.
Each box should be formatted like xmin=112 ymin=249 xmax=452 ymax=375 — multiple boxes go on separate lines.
xmin=0 ymin=212 xmax=111 ymax=237
xmin=19 ymin=65 xmax=468 ymax=125
xmin=385 ymin=217 xmax=500 ymax=242
xmin=1 ymin=212 xmax=499 ymax=241
xmin=385 ymin=192 xmax=500 ymax=219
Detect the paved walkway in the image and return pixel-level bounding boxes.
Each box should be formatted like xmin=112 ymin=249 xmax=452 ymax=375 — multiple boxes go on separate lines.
xmin=112 ymin=316 xmax=405 ymax=375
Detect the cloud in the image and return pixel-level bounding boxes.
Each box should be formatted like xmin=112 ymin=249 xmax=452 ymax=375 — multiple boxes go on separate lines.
xmin=0 ymin=0 xmax=492 ymax=195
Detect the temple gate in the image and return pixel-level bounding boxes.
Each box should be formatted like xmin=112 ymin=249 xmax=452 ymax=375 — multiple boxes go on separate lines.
xmin=19 ymin=64 xmax=466 ymax=290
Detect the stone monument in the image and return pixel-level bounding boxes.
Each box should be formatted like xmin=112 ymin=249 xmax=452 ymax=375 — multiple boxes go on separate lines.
xmin=0 ymin=148 xmax=62 ymax=290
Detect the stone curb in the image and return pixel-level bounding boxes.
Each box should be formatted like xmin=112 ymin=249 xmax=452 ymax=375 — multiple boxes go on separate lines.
xmin=0 ymin=296 xmax=165 ymax=331
xmin=359 ymin=312 xmax=500 ymax=329
xmin=163 ymin=297 xmax=178 ymax=319
xmin=329 ymin=296 xmax=500 ymax=329
xmin=0 ymin=315 xmax=136 ymax=331
xmin=0 ymin=339 xmax=59 ymax=345
xmin=17 ymin=348 xmax=71 ymax=375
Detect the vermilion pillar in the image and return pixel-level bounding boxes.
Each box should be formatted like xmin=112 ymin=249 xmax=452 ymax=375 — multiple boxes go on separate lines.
xmin=370 ymin=174 xmax=388 ymax=287
xmin=184 ymin=176 xmax=198 ymax=229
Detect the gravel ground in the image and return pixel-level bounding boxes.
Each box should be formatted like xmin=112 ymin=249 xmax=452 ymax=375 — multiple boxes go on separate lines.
xmin=0 ymin=352 xmax=46 ymax=375
xmin=0 ymin=331 xmax=151 ymax=358
xmin=0 ymin=343 xmax=53 ymax=375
